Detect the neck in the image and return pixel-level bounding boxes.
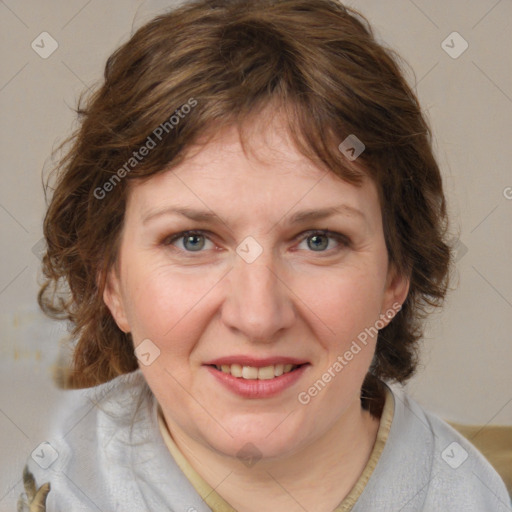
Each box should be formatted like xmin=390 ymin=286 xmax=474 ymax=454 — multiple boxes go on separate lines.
xmin=162 ymin=396 xmax=382 ymax=512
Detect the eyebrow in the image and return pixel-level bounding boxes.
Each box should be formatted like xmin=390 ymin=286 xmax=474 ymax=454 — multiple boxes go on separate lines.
xmin=142 ymin=204 xmax=367 ymax=226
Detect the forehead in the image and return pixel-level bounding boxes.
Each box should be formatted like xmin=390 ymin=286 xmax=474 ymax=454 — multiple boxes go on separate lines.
xmin=126 ymin=115 xmax=381 ymax=230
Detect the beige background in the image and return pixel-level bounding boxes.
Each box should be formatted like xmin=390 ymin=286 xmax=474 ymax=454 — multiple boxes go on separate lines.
xmin=1 ymin=0 xmax=511 ymax=508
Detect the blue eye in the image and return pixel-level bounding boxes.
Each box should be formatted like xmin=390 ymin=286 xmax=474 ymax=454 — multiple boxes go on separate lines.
xmin=166 ymin=231 xmax=213 ymax=252
xmin=297 ymin=230 xmax=349 ymax=253
xmin=164 ymin=229 xmax=349 ymax=255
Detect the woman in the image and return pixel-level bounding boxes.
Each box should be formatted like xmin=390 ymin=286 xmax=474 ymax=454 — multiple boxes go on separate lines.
xmin=18 ymin=0 xmax=510 ymax=510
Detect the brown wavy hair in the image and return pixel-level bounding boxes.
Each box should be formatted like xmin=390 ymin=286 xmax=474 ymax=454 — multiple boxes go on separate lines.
xmin=39 ymin=0 xmax=451 ymax=413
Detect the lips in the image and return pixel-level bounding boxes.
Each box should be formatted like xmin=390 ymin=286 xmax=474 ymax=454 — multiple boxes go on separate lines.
xmin=205 ymin=362 xmax=310 ymax=398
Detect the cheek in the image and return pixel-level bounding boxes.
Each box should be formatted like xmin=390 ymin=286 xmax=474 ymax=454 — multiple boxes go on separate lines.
xmin=121 ymin=263 xmax=218 ymax=353
xmin=298 ymin=265 xmax=385 ymax=345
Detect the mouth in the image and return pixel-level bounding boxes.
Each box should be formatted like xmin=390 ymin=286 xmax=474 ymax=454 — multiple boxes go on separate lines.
xmin=207 ymin=362 xmax=308 ymax=380
xmin=204 ymin=359 xmax=310 ymax=399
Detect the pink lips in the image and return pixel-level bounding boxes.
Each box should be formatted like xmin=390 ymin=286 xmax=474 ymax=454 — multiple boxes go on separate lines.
xmin=203 ymin=357 xmax=310 ymax=399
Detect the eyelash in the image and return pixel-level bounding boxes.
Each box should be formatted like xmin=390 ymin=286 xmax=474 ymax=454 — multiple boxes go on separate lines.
xmin=163 ymin=229 xmax=350 ymax=256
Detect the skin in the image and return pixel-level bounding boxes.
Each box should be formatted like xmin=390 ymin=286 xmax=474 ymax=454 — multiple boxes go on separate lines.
xmin=103 ymin=110 xmax=409 ymax=511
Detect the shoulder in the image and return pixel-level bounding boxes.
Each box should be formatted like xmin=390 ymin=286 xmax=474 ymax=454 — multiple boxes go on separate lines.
xmin=18 ymin=370 xmax=154 ymax=511
xmin=355 ymin=385 xmax=511 ymax=511
xmin=406 ymin=390 xmax=512 ymax=511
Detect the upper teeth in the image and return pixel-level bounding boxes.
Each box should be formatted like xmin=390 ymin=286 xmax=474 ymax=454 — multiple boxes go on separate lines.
xmin=216 ymin=364 xmax=298 ymax=380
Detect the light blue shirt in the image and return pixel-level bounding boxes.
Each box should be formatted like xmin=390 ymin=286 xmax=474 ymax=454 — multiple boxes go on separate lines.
xmin=20 ymin=370 xmax=511 ymax=511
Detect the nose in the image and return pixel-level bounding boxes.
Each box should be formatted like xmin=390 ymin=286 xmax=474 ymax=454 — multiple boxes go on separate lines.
xmin=221 ymin=250 xmax=296 ymax=344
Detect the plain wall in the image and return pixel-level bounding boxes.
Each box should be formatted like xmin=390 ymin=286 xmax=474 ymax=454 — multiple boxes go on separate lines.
xmin=1 ymin=0 xmax=511 ymax=509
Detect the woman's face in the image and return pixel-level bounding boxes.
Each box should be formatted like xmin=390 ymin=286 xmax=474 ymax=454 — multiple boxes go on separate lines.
xmin=104 ymin=113 xmax=409 ymax=460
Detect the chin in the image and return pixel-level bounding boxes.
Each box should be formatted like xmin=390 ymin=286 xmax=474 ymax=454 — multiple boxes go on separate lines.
xmin=202 ymin=417 xmax=308 ymax=463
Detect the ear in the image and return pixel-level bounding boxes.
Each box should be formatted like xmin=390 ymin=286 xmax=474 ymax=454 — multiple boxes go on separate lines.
xmin=102 ymin=266 xmax=131 ymax=333
xmin=379 ymin=263 xmax=410 ymax=327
